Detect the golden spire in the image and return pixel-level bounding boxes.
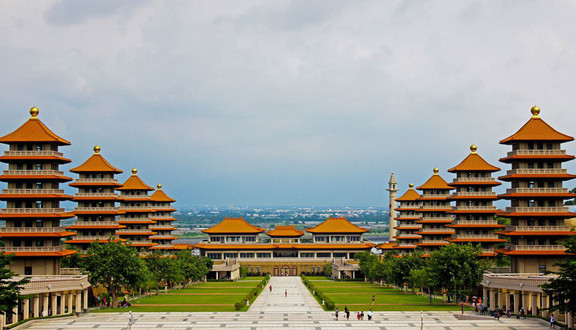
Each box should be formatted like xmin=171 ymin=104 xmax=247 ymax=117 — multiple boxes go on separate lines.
xmin=433 ymin=167 xmax=439 ymax=175
xmin=470 ymin=144 xmax=478 ymax=153
xmin=94 ymin=145 xmax=101 ymax=154
xmin=157 ymin=184 xmax=162 ymax=189
xmin=30 ymin=106 xmax=39 ymax=119
xmin=531 ymin=106 xmax=540 ymax=118
xmin=131 ymin=168 xmax=137 ymax=175
xmin=409 ymin=183 xmax=414 ymax=188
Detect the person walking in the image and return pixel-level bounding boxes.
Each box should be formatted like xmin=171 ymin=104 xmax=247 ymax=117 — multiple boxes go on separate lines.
xmin=520 ymin=308 xmax=526 ymax=319
xmin=372 ymin=295 xmax=375 ymax=305
xmin=269 ymin=285 xmax=272 ymax=292
xmin=335 ymin=308 xmax=339 ymax=320
xmin=550 ymin=314 xmax=556 ymax=329
xmin=367 ymin=309 xmax=373 ymax=321
xmin=345 ymin=306 xmax=350 ymax=320
xmin=128 ymin=310 xmax=134 ymax=329
xmin=285 ymin=289 xmax=287 ymax=298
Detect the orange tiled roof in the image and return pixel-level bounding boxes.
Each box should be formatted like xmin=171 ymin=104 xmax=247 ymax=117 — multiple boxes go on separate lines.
xmin=417 ymin=169 xmax=453 ymax=190
xmin=448 ymin=146 xmax=500 ymax=172
xmin=0 ymin=108 xmax=71 ymax=145
xmin=150 ymin=185 xmax=176 ymax=202
xmin=500 ymin=107 xmax=574 ymax=144
xmin=202 ymin=217 xmax=265 ymax=234
xmin=116 ymin=170 xmax=154 ymax=191
xmin=70 ymin=147 xmax=122 ymax=173
xmin=306 ymin=217 xmax=369 ymax=234
xmin=172 ymin=244 xmax=192 ymax=250
xmin=396 ymin=186 xmax=420 ymax=201
xmin=267 ymin=225 xmax=304 ymax=237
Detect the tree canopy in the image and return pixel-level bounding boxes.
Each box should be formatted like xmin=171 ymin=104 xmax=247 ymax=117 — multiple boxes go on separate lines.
xmin=541 ymin=236 xmax=576 ymax=314
xmin=0 ymin=254 xmax=30 ymax=316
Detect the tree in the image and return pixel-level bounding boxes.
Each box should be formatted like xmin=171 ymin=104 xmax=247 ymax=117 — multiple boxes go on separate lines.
xmin=408 ymin=268 xmax=431 ymax=295
xmin=174 ymin=250 xmax=212 ymax=284
xmin=0 ymin=254 xmax=30 ymax=317
xmin=385 ymin=250 xmax=426 ymax=287
xmin=426 ymin=243 xmax=489 ymax=302
xmin=355 ymin=251 xmax=379 ymax=281
xmin=146 ymin=252 xmax=183 ymax=293
xmin=541 ymin=235 xmax=576 ymax=315
xmin=565 ymin=188 xmax=576 ymax=205
xmin=80 ymin=239 xmax=149 ymax=306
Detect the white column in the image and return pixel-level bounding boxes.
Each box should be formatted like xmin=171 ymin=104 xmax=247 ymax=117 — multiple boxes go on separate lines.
xmin=83 ymin=289 xmax=88 ymax=311
xmin=23 ymin=298 xmax=30 ymax=320
xmin=68 ymin=292 xmax=74 ymax=314
xmin=42 ymin=294 xmax=49 ymax=317
xmin=75 ymin=291 xmax=82 ymax=313
xmin=489 ymin=288 xmax=496 ymax=311
xmin=505 ymin=290 xmax=511 ymax=311
xmin=11 ymin=306 xmax=19 ymax=323
xmin=513 ymin=291 xmax=519 ymax=314
xmin=33 ymin=295 xmax=40 ymax=318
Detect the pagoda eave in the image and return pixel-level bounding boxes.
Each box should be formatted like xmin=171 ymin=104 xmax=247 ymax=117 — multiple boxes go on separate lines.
xmin=499 ymin=155 xmax=575 ymax=163
xmin=118 ymin=232 xmax=157 ymax=236
xmin=0 ymin=212 xmax=75 ymax=219
xmin=150 ymin=236 xmax=177 ymax=240
xmin=118 ymin=221 xmax=155 ymax=225
xmin=447 ymin=238 xmax=507 ymax=243
xmin=0 ymin=194 xmax=73 ymax=200
xmin=494 ymin=249 xmax=571 ymax=256
xmin=72 ymin=197 xmax=121 ymax=201
xmin=3 ymin=250 xmax=77 ymax=257
xmin=415 ymin=220 xmax=452 ymax=224
xmin=449 ymin=181 xmax=501 ymax=186
xmin=448 ymin=224 xmax=505 ymax=229
xmin=498 ymin=174 xmax=576 ymax=181
xmin=73 ymin=211 xmax=124 ymax=215
xmin=0 ymin=175 xmax=73 ymax=181
xmin=448 ymin=196 xmax=498 ymax=201
xmin=66 ymin=225 xmax=126 ymax=230
xmin=416 ymin=242 xmax=449 ymax=247
xmin=69 ymin=182 xmax=123 ymax=188
xmin=419 ymin=208 xmax=453 ymax=212
xmin=0 ymin=231 xmax=77 ymax=238
xmin=0 ymin=156 xmax=72 ymax=163
xmin=497 ymin=231 xmax=576 ymax=236
xmin=450 ymin=210 xmax=500 ymax=214
xmin=497 ymin=193 xmax=576 ymax=199
xmin=502 ymin=212 xmax=576 ymax=217
xmin=394 ymin=236 xmax=421 ymax=240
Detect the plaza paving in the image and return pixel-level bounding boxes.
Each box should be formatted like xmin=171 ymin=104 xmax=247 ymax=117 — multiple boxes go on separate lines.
xmin=17 ymin=277 xmax=550 ymax=329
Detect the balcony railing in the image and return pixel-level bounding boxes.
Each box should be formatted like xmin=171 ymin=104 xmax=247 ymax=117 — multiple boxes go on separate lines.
xmin=395 ymin=234 xmax=422 ymax=238
xmin=150 ymin=235 xmax=176 ymax=239
xmin=504 ymin=243 xmax=566 ymax=251
xmin=505 ymin=188 xmax=569 ymax=194
xmin=451 ymin=192 xmax=497 ymax=197
xmin=420 ymin=217 xmax=453 ymax=221
xmin=418 ymin=240 xmax=449 ymax=244
xmin=120 ymin=205 xmax=152 ymax=210
xmin=117 ymin=229 xmax=155 ymax=234
xmin=507 ymin=169 xmax=567 ymax=175
xmin=120 ymin=195 xmax=150 ymax=199
xmin=453 ymin=206 xmax=498 ymax=211
xmin=2 ymin=170 xmax=65 ymax=176
xmin=2 ymin=246 xmax=65 ymax=252
xmin=505 ymin=207 xmax=570 ymax=213
xmin=4 ymin=150 xmax=64 ymax=157
xmin=74 ymin=178 xmax=118 ymax=184
xmin=507 ymin=149 xmax=566 ymax=157
xmin=149 ymin=225 xmax=176 ymax=230
xmin=2 ymin=189 xmax=65 ymax=195
xmin=452 ymin=234 xmax=501 ymax=239
xmin=73 ymin=221 xmax=121 ymax=226
xmin=74 ymin=193 xmax=119 ymax=198
xmin=453 ymin=177 xmax=496 ymax=183
xmin=117 ymin=218 xmax=153 ymax=222
xmin=0 ymin=226 xmax=69 ymax=233
xmin=418 ymin=228 xmax=455 ymax=233
xmin=1 ymin=208 xmax=66 ymax=214
xmin=452 ymin=219 xmax=500 ymax=225
xmin=124 ymin=239 xmax=153 ymax=244
xmin=505 ymin=225 xmax=573 ymax=232
xmin=420 ymin=205 xmax=452 ymax=210
xmin=72 ymin=235 xmax=114 ymax=241
xmin=74 ymin=207 xmax=121 ymax=212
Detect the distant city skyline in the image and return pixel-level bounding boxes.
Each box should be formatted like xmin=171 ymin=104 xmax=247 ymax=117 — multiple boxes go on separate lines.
xmin=1 ymin=1 xmax=575 ymax=207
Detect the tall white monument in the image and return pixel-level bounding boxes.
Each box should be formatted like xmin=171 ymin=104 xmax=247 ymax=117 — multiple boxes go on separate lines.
xmin=387 ymin=172 xmax=399 ymax=242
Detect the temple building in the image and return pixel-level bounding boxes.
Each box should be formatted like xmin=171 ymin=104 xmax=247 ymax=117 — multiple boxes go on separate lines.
xmin=0 ymin=107 xmax=76 ymax=275
xmin=494 ymin=106 xmax=576 ymax=273
xmin=0 ymin=107 xmax=90 ymax=327
xmin=388 ymin=183 xmax=422 ymax=253
xmin=116 ymin=169 xmax=157 ymax=252
xmin=195 ymin=216 xmax=374 ymax=278
xmin=66 ymin=146 xmax=125 ymax=253
xmin=149 ymin=184 xmax=180 ymax=252
xmin=415 ymin=168 xmax=455 ymax=254
xmin=447 ymin=145 xmax=505 ymax=256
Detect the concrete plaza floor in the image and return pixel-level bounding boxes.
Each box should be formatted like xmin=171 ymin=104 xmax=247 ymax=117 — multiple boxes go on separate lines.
xmin=16 ymin=276 xmax=550 ymax=329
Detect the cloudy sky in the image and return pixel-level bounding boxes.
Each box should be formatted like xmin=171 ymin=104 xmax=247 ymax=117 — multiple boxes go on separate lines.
xmin=1 ymin=1 xmax=575 ymax=208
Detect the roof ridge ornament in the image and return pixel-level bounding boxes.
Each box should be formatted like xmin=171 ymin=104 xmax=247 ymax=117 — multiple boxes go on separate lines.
xmin=470 ymin=144 xmax=478 ymax=154
xmin=433 ymin=167 xmax=439 ymax=175
xmin=409 ymin=183 xmax=414 ymax=188
xmin=131 ymin=168 xmax=137 ymax=175
xmin=157 ymin=184 xmax=162 ymax=189
xmin=94 ymin=145 xmax=101 ymax=154
xmin=30 ymin=106 xmax=39 ymax=119
xmin=531 ymin=106 xmax=540 ymax=118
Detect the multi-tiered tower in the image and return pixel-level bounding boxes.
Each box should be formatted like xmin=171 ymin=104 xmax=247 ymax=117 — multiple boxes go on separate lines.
xmin=149 ymin=184 xmax=178 ymax=252
xmin=387 ymin=172 xmax=399 ymax=242
xmin=66 ymin=146 xmax=125 ymax=253
xmin=447 ymin=145 xmax=505 ymax=256
xmin=392 ymin=183 xmax=422 ymax=254
xmin=0 ymin=107 xmax=76 ymax=275
xmin=116 ymin=169 xmax=157 ymax=252
xmin=415 ymin=168 xmax=455 ymax=255
xmin=496 ymin=106 xmax=576 ymax=273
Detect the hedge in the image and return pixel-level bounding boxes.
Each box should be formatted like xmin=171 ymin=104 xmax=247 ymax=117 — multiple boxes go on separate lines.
xmin=300 ymin=274 xmax=335 ymax=310
xmin=234 ymin=274 xmax=270 ymax=310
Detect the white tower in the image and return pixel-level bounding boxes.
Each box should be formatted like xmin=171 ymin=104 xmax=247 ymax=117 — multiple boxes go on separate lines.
xmin=387 ymin=172 xmax=399 ymax=242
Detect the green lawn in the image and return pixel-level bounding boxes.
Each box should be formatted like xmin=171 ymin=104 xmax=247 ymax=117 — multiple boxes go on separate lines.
xmin=306 ymin=278 xmax=471 ymax=312
xmin=92 ymin=277 xmax=268 ymax=313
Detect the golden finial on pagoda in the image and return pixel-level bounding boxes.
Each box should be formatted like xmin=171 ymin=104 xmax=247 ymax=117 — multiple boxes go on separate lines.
xmin=409 ymin=183 xmax=414 ymax=188
xmin=131 ymin=168 xmax=137 ymax=175
xmin=94 ymin=145 xmax=101 ymax=154
xmin=30 ymin=106 xmax=39 ymax=118
xmin=470 ymin=144 xmax=478 ymax=153
xmin=433 ymin=167 xmax=439 ymax=175
xmin=157 ymin=184 xmax=162 ymax=189
xmin=531 ymin=106 xmax=540 ymax=118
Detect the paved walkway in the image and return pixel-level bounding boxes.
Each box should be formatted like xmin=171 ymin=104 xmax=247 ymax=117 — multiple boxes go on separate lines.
xmin=16 ymin=276 xmax=550 ymax=329
xmin=248 ymin=276 xmax=324 ymax=313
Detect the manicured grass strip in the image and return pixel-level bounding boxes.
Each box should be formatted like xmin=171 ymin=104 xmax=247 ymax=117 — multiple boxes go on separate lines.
xmin=335 ymin=304 xmax=472 ymax=312
xmin=132 ymin=295 xmax=241 ymax=305
xmin=158 ymin=293 xmax=246 ymax=295
xmin=92 ymin=306 xmax=237 ymax=312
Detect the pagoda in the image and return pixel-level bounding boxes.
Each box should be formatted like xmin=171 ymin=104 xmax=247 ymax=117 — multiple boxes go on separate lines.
xmin=266 ymin=225 xmax=304 ymax=243
xmin=447 ymin=145 xmax=505 ymax=256
xmin=0 ymin=107 xmax=76 ymax=275
xmin=415 ymin=168 xmax=455 ymax=254
xmin=66 ymin=146 xmax=125 ymax=253
xmin=149 ymin=184 xmax=179 ymax=252
xmin=495 ymin=106 xmax=576 ymax=273
xmin=391 ymin=183 xmax=422 ymax=253
xmin=116 ymin=169 xmax=157 ymax=252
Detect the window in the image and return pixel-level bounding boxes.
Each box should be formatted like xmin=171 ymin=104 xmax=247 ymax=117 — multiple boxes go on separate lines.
xmin=317 ymin=252 xmax=331 ymax=258
xmin=333 ymin=252 xmax=347 ymax=258
xmin=239 ymin=253 xmax=254 ymax=259
xmin=538 ymin=265 xmax=546 ymax=274
xmin=207 ymin=253 xmax=222 ymax=259
xmin=223 ymin=253 xmax=237 ymax=259
xmin=256 ymin=253 xmax=271 ymax=258
xmin=300 ymin=253 xmax=314 ymax=258
xmin=24 ymin=267 xmax=32 ymax=275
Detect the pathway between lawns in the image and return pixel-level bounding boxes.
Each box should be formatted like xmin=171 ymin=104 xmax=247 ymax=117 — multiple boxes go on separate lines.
xmin=248 ymin=276 xmax=324 ymax=313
